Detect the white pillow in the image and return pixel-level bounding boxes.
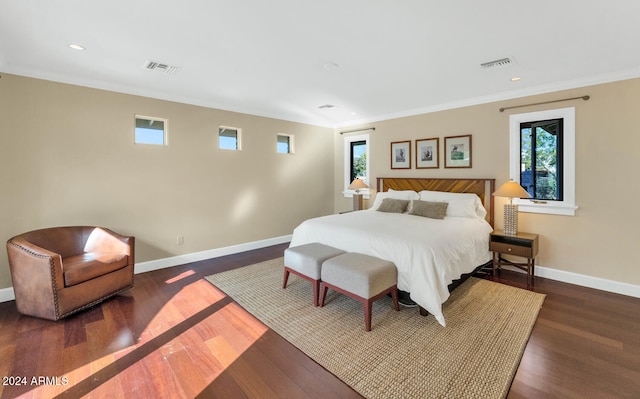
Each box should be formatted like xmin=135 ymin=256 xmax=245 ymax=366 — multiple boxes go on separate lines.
xmin=369 ymin=189 xmax=419 ymax=211
xmin=418 ymin=190 xmax=487 ymax=219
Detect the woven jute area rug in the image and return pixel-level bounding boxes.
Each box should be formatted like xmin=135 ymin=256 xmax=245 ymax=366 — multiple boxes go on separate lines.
xmin=205 ymin=257 xmax=545 ymax=399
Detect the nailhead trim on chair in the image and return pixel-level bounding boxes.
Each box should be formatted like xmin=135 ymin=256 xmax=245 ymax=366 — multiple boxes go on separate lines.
xmin=57 ymin=284 xmax=134 ymax=319
xmin=7 ymin=241 xmax=62 ymax=319
xmin=49 ymin=256 xmax=61 ymax=319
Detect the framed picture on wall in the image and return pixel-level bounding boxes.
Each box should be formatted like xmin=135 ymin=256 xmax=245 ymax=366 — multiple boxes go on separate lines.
xmin=415 ymin=137 xmax=439 ymax=169
xmin=444 ymin=134 xmax=472 ymax=168
xmin=390 ymin=140 xmax=411 ymax=169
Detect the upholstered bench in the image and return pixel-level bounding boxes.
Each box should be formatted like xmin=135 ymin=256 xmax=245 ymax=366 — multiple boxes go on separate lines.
xmin=283 ymin=243 xmax=346 ymax=306
xmin=319 ymin=253 xmax=399 ymax=331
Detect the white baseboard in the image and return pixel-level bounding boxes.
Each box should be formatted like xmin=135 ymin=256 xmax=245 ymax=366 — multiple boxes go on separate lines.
xmin=502 ymin=264 xmax=640 ymax=298
xmin=0 ymin=287 xmax=15 ymax=303
xmin=0 ymin=235 xmax=292 ymax=303
xmin=2 ymin=238 xmax=639 ymax=302
xmin=134 ymin=235 xmax=292 ymax=274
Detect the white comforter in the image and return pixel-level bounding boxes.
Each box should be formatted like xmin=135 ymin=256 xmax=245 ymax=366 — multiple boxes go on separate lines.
xmin=289 ymin=210 xmax=493 ymax=326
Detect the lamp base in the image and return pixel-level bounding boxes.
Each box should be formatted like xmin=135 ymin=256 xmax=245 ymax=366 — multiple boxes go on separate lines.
xmin=504 ymin=203 xmax=519 ymax=236
xmin=353 ymin=193 xmax=364 ymax=211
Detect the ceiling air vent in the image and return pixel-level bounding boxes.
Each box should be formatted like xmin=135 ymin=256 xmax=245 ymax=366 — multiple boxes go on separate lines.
xmin=480 ymin=57 xmax=515 ymax=70
xmin=144 ymin=60 xmax=180 ymax=74
xmin=318 ymin=104 xmax=335 ymax=109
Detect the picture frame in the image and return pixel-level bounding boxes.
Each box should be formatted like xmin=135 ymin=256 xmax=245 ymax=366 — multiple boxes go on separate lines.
xmin=415 ymin=137 xmax=439 ymax=169
xmin=444 ymin=134 xmax=472 ymax=168
xmin=390 ymin=140 xmax=411 ymax=169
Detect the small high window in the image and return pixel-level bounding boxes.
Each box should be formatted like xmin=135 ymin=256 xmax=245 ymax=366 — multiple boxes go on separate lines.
xmin=135 ymin=116 xmax=167 ymax=145
xmin=277 ymin=134 xmax=294 ymax=154
xmin=219 ymin=126 xmax=241 ymax=150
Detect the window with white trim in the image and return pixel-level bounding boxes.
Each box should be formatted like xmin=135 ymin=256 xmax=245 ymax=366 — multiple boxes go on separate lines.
xmin=343 ymin=133 xmax=370 ymax=198
xmin=219 ymin=126 xmax=241 ymax=150
xmin=277 ymin=133 xmax=294 ymax=154
xmin=135 ymin=115 xmax=167 ymax=145
xmin=509 ymin=107 xmax=578 ymax=215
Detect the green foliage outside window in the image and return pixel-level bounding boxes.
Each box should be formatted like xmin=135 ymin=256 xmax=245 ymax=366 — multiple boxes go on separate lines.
xmin=353 ymin=152 xmax=367 ymax=181
xmin=350 ymin=141 xmax=367 ymax=183
xmin=520 ymin=119 xmax=562 ymax=200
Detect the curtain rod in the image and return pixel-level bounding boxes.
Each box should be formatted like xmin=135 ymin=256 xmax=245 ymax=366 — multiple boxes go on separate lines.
xmin=499 ymin=95 xmax=589 ymax=112
xmin=340 ymin=127 xmax=375 ymax=135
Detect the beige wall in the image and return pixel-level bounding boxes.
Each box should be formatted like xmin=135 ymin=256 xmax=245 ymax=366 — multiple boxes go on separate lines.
xmin=0 ymin=74 xmax=335 ymax=289
xmin=3 ymin=73 xmax=638 ymax=292
xmin=334 ymin=78 xmax=640 ymax=286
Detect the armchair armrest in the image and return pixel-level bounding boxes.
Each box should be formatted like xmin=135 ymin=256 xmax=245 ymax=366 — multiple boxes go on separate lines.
xmin=6 ymin=238 xmax=65 ymax=319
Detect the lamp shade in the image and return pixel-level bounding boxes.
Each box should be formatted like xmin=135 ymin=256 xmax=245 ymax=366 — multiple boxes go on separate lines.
xmin=348 ymin=178 xmax=369 ymax=191
xmin=493 ymin=180 xmax=530 ymax=199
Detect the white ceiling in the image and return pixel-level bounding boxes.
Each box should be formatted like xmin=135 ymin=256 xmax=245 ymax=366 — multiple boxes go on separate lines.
xmin=2 ymin=1 xmax=639 ymax=128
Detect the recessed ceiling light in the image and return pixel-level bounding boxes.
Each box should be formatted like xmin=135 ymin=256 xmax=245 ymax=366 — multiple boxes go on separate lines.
xmin=323 ymin=62 xmax=339 ymax=71
xmin=68 ymin=44 xmax=85 ymax=51
xmin=511 ymin=77 xmax=521 ymax=82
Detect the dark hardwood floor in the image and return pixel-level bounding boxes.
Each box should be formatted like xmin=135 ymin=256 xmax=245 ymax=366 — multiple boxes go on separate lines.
xmin=1 ymin=244 xmax=638 ymax=398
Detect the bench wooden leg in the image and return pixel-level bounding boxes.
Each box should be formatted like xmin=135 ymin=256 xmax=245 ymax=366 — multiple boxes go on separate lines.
xmin=284 ymin=267 xmax=322 ymax=306
xmin=313 ymin=280 xmax=320 ymax=307
xmin=319 ymin=283 xmax=328 ymax=307
xmin=321 ymin=283 xmax=398 ymax=331
xmin=364 ymin=299 xmax=373 ymax=332
xmin=390 ymin=287 xmax=399 ymax=311
xmin=282 ymin=268 xmax=290 ymax=289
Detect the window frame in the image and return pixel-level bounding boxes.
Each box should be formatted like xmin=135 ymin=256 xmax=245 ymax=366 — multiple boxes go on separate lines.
xmin=218 ymin=126 xmax=242 ymax=151
xmin=520 ymin=118 xmax=564 ymax=201
xmin=509 ymin=107 xmax=578 ymax=215
xmin=276 ymin=133 xmax=295 ymax=154
xmin=134 ymin=115 xmax=168 ymax=145
xmin=343 ymin=133 xmax=370 ymax=198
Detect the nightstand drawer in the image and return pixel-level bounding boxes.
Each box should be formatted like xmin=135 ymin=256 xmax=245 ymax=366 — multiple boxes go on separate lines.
xmin=489 ymin=241 xmax=533 ymax=258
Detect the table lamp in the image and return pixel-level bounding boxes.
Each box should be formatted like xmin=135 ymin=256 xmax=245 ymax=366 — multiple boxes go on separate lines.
xmin=493 ymin=180 xmax=531 ymax=236
xmin=348 ymin=178 xmax=369 ymax=211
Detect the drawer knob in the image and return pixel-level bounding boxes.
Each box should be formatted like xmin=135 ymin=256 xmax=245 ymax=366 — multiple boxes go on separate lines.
xmin=508 ymin=248 xmax=512 ymax=252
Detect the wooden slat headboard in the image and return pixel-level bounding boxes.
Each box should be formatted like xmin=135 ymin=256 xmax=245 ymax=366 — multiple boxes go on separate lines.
xmin=376 ymin=177 xmax=496 ymax=226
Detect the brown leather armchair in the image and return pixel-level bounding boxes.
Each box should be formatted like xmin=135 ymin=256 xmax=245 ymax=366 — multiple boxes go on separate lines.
xmin=6 ymin=226 xmax=135 ymax=320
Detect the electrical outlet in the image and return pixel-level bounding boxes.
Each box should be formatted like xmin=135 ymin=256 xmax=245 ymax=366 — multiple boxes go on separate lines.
xmin=176 ymin=235 xmax=184 ymax=245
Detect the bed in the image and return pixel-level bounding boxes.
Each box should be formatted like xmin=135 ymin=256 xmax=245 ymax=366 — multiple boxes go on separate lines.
xmin=289 ymin=177 xmax=495 ymax=327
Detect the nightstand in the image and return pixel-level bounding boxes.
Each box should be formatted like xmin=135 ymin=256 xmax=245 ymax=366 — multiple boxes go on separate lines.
xmin=490 ymin=230 xmax=539 ymax=287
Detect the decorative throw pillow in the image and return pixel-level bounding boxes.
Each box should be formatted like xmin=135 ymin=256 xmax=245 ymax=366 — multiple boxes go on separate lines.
xmin=376 ymin=198 xmax=410 ymax=213
xmin=369 ymin=189 xmax=419 ymax=211
xmin=418 ymin=190 xmax=486 ymax=219
xmin=410 ymin=200 xmax=448 ymax=219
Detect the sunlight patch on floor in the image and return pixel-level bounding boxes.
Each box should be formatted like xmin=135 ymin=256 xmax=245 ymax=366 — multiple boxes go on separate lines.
xmin=27 ymin=278 xmax=268 ymax=398
xmin=165 ymin=270 xmax=196 ymax=284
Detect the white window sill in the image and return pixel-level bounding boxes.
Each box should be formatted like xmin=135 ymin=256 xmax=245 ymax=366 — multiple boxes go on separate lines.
xmin=516 ymin=201 xmax=578 ymax=216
